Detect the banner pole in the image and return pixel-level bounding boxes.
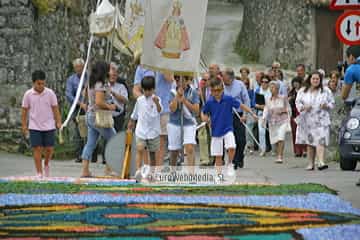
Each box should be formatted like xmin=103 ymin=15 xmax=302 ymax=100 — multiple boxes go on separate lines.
xmin=180 ymin=75 xmax=184 ymax=165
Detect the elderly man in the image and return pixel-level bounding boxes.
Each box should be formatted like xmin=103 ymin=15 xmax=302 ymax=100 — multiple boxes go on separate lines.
xmin=223 ymin=68 xmax=257 ymax=169
xmin=199 ymin=72 xmax=211 ymax=102
xmin=108 ymin=62 xmax=129 ymax=132
xmin=340 ymin=46 xmax=360 ymax=187
xmin=209 ymin=63 xmax=221 ymax=80
xmin=65 ymin=58 xmax=89 ymax=163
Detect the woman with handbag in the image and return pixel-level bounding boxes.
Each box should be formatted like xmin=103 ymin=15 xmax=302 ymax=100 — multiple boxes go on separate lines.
xmin=80 ymin=61 xmax=116 ymax=178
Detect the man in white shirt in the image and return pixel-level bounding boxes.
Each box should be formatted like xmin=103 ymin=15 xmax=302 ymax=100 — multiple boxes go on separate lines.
xmin=108 ymin=62 xmax=129 ymax=131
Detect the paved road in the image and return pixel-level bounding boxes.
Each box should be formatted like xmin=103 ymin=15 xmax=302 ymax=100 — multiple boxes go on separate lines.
xmin=1 ymin=137 xmax=359 ymax=209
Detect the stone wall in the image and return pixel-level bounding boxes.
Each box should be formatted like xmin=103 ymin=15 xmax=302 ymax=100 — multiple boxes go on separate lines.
xmin=237 ymin=0 xmax=316 ymax=69
xmin=0 ymin=0 xmax=133 ymax=152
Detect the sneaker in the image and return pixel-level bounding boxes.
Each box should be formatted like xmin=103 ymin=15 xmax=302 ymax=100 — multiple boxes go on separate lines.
xmin=259 ymin=151 xmax=266 ymax=157
xmin=141 ymin=165 xmax=151 ymax=178
xmin=44 ymin=165 xmax=50 ymax=178
xmin=226 ymin=164 xmax=236 ymax=177
xmin=36 ymin=173 xmax=43 ymax=179
xmin=275 ymin=158 xmax=283 ymax=164
xmin=215 ymin=175 xmax=224 ymax=184
xmin=134 ymin=169 xmax=142 ymax=182
xmin=356 ymin=179 xmax=360 ymax=187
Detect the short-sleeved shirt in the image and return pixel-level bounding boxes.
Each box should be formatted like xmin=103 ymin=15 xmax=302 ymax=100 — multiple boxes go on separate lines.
xmin=133 ymin=65 xmax=155 ymax=85
xmin=156 ymin=73 xmax=176 ymax=114
xmin=202 ymin=94 xmax=240 ymax=137
xmin=22 ymin=87 xmax=58 ymax=131
xmin=109 ymin=82 xmax=128 ymax=116
xmin=344 ymin=59 xmax=360 ymax=85
xmin=169 ymin=86 xmax=200 ymax=126
xmin=87 ymin=82 xmax=112 ymax=113
xmin=65 ymin=73 xmax=88 ymax=105
xmin=131 ymin=95 xmax=162 ymax=140
xmin=278 ymin=80 xmax=288 ymax=97
xmin=224 ymin=80 xmax=250 ymax=113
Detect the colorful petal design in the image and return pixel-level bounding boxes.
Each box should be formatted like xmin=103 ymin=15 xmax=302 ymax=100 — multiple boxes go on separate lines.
xmin=0 ymin=179 xmax=359 ymax=239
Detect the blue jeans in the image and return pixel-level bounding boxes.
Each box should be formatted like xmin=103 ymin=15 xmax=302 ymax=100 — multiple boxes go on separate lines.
xmin=81 ymin=113 xmax=116 ymax=161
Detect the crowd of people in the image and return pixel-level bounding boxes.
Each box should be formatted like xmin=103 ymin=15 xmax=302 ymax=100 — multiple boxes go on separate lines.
xmin=20 ymin=46 xmax=360 ymax=185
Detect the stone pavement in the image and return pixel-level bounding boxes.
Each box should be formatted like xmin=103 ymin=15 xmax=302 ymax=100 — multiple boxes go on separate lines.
xmin=1 ymin=138 xmax=359 ymax=209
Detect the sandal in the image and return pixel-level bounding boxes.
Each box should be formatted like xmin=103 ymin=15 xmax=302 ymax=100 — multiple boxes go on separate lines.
xmin=80 ymin=172 xmax=93 ymax=178
xmin=275 ymin=158 xmax=283 ymax=164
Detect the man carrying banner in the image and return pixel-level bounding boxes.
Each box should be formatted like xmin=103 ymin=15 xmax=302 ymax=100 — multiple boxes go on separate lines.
xmin=168 ymin=75 xmax=200 ymax=167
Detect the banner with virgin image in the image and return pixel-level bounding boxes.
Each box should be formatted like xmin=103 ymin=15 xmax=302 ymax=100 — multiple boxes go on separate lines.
xmin=142 ymin=0 xmax=208 ymax=75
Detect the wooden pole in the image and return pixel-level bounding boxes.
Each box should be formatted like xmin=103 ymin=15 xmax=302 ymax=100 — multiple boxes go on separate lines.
xmin=180 ymin=75 xmax=184 ymax=165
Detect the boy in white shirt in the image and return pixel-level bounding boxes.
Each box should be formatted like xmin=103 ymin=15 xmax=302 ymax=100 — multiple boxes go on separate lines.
xmin=128 ymin=76 xmax=162 ymax=179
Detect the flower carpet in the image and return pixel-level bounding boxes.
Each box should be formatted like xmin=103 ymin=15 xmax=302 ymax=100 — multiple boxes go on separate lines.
xmin=0 ymin=177 xmax=359 ymax=239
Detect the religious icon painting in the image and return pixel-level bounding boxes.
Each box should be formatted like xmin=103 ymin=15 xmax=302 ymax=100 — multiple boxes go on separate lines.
xmin=142 ymin=0 xmax=208 ymax=74
xmin=154 ymin=0 xmax=190 ymax=59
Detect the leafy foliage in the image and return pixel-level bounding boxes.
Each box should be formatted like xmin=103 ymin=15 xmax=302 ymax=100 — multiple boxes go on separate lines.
xmin=31 ymin=0 xmax=77 ymax=15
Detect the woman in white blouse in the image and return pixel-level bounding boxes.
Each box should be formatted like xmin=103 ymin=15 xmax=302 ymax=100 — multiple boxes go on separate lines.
xmin=262 ymin=81 xmax=291 ymax=163
xmin=295 ymin=71 xmax=335 ymax=171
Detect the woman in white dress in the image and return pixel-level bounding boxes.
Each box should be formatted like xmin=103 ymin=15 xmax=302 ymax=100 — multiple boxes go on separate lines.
xmin=262 ymin=81 xmax=291 ymax=163
xmin=295 ymin=71 xmax=335 ymax=171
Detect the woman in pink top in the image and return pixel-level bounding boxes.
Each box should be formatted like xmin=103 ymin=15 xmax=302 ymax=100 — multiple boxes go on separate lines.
xmin=80 ymin=62 xmax=117 ymax=178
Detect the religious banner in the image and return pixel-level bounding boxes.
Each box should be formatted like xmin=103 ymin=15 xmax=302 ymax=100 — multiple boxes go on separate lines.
xmin=113 ymin=0 xmax=145 ymax=57
xmin=142 ymin=0 xmax=208 ymax=75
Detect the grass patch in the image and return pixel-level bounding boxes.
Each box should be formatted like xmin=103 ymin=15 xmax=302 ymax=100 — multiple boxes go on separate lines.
xmin=0 ymin=182 xmax=337 ymax=196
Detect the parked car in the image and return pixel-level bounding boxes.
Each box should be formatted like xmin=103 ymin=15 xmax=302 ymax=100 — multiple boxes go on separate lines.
xmin=339 ymin=98 xmax=360 ymax=170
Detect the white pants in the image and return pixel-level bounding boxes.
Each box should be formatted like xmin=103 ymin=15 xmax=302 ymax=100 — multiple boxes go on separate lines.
xmin=167 ymin=123 xmax=196 ymax=151
xmin=211 ymin=131 xmax=236 ymax=156
xmin=258 ymin=121 xmax=267 ymax=152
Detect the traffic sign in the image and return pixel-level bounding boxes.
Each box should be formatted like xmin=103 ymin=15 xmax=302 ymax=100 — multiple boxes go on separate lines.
xmin=335 ymin=10 xmax=360 ymax=45
xmin=330 ymin=0 xmax=360 ymax=10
